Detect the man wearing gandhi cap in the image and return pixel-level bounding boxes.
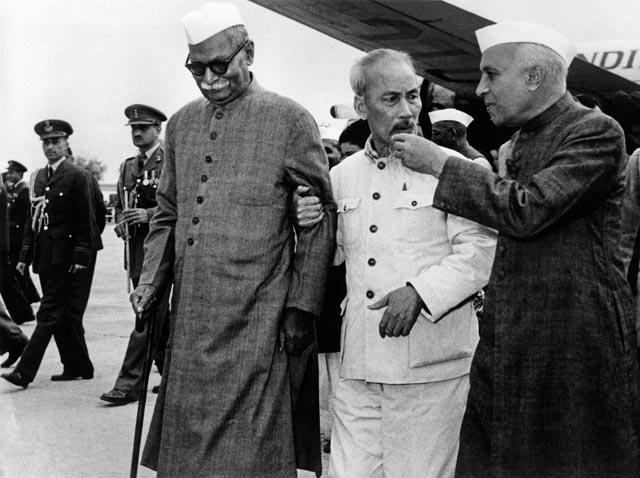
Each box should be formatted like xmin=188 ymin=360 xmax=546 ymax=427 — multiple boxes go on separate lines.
xmin=99 ymin=104 xmax=170 ymax=406
xmin=130 ymin=3 xmax=335 ymax=477
xmin=392 ymin=22 xmax=640 ymax=477
xmin=428 ymin=108 xmax=490 ymax=167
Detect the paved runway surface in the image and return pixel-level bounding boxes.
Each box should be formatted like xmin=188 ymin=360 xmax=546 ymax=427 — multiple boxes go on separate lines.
xmin=0 ymin=224 xmax=330 ymax=478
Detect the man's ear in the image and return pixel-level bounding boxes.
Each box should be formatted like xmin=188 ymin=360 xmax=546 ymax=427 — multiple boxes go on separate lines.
xmin=244 ymin=40 xmax=255 ymax=66
xmin=354 ymin=95 xmax=368 ymax=120
xmin=525 ymin=65 xmax=544 ymax=91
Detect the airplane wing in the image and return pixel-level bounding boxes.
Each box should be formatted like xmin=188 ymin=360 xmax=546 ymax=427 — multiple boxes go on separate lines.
xmin=249 ymin=0 xmax=640 ymax=98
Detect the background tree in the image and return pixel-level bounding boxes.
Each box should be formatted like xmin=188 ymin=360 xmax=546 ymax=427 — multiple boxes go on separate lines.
xmin=69 ymin=151 xmax=108 ymax=182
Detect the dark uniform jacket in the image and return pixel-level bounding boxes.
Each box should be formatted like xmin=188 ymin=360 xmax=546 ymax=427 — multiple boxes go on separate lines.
xmin=435 ymin=93 xmax=640 ymax=477
xmin=8 ymin=181 xmax=30 ymax=264
xmin=20 ymin=159 xmax=103 ymax=275
xmin=114 ymin=146 xmax=163 ymax=280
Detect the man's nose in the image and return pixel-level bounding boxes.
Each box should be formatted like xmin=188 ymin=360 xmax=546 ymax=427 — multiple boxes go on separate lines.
xmin=476 ymin=76 xmax=488 ymax=97
xmin=397 ymin=98 xmax=412 ymax=117
xmin=204 ymin=67 xmax=219 ymax=83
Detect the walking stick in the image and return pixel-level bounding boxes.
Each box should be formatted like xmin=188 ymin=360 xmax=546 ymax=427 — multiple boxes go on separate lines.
xmin=130 ymin=306 xmax=155 ymax=478
xmin=123 ymin=189 xmax=132 ymax=294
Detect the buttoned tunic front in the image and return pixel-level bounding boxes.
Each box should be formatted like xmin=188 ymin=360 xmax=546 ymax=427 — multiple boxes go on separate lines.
xmin=332 ymin=140 xmax=496 ymax=384
xmin=435 ymin=94 xmax=640 ymax=477
xmin=115 ymin=145 xmax=164 ymax=280
xmin=139 ymin=78 xmax=335 ymax=478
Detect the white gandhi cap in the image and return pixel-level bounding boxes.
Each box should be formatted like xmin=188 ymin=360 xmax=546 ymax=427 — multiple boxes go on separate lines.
xmin=182 ymin=3 xmax=244 ymax=45
xmin=475 ymin=22 xmax=577 ymax=65
xmin=428 ymin=108 xmax=474 ymax=127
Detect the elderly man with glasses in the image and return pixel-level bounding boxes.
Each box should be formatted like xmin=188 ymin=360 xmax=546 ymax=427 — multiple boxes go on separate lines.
xmin=130 ymin=3 xmax=335 ymax=478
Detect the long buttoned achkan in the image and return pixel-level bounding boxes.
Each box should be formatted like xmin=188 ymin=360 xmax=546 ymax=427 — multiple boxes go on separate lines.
xmin=139 ymin=79 xmax=335 ymax=478
xmin=332 ymin=141 xmax=496 ymax=384
xmin=436 ymin=94 xmax=640 ymax=477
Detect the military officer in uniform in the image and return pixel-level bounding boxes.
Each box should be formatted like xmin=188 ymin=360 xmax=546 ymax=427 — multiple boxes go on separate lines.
xmin=0 ymin=160 xmax=38 ymax=325
xmin=0 ymin=173 xmax=28 ymax=368
xmin=100 ymin=104 xmax=170 ymax=405
xmin=1 ymin=119 xmax=103 ymax=389
xmin=6 ymin=161 xmax=40 ymax=304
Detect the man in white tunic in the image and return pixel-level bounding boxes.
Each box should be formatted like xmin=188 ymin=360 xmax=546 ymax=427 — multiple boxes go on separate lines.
xmin=328 ymin=49 xmax=496 ymax=478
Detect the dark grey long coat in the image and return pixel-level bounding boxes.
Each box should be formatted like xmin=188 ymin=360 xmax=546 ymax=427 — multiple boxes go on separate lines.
xmin=138 ymin=79 xmax=335 ymax=478
xmin=435 ymin=94 xmax=640 ymax=477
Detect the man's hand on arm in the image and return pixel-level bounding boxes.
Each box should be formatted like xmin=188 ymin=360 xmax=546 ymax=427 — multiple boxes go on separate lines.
xmin=279 ymin=307 xmax=315 ymax=355
xmin=291 ymin=185 xmax=324 ymax=228
xmin=390 ymin=133 xmax=450 ymax=178
xmin=369 ymin=284 xmax=424 ymax=338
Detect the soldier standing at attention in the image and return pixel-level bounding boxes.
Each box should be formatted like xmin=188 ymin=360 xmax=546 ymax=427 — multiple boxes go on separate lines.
xmin=1 ymin=119 xmax=103 ymax=389
xmin=100 ymin=104 xmax=170 ymax=405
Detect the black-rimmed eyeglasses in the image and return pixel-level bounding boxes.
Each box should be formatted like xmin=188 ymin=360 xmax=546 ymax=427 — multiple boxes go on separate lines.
xmin=184 ymin=39 xmax=248 ymax=76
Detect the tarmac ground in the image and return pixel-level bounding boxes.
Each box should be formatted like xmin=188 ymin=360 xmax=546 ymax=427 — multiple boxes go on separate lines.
xmin=0 ymin=224 xmax=331 ymax=478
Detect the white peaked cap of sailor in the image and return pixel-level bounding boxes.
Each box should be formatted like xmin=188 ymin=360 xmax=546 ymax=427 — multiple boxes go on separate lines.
xmin=475 ymin=22 xmax=577 ymax=65
xmin=428 ymin=108 xmax=474 ymax=127
xmin=182 ymin=3 xmax=244 ymax=45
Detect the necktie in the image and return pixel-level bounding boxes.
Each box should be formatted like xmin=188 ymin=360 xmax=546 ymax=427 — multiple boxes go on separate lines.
xmin=47 ymin=166 xmax=53 ymax=179
xmin=137 ymin=153 xmax=146 ymax=170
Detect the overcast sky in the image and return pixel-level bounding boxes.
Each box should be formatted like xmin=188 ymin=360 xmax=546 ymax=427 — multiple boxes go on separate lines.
xmin=2 ymin=0 xmax=639 ymax=183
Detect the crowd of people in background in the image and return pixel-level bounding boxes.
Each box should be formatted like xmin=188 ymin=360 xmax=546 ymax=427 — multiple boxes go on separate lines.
xmin=2 ymin=2 xmax=640 ymax=478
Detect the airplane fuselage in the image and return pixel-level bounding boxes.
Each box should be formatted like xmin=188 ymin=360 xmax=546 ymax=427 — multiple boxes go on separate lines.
xmin=578 ymin=42 xmax=640 ymax=84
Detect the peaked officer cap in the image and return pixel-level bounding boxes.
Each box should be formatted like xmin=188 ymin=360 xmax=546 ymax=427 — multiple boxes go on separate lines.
xmin=34 ymin=119 xmax=73 ymax=140
xmin=124 ymin=104 xmax=167 ymax=126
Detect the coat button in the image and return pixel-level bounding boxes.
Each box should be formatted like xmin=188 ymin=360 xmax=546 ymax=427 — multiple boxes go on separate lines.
xmin=369 ymin=224 xmax=378 ymax=233
xmin=205 ymin=155 xmax=213 ymax=163
xmin=498 ymin=245 xmax=506 ymax=254
xmin=377 ymin=162 xmax=386 ymax=170
xmin=187 ymin=238 xmax=194 ymax=246
xmin=372 ymin=192 xmax=380 ymax=200
xmin=411 ymin=200 xmax=417 ymax=206
xmin=366 ymin=290 xmax=374 ymax=299
xmin=201 ymin=175 xmax=208 ymax=182
xmin=368 ymin=258 xmax=376 ymax=266
xmin=497 ymin=271 xmax=505 ymax=280
xmin=210 ymin=131 xmax=218 ymax=140
xmin=192 ymin=217 xmax=200 ymax=225
xmin=215 ymin=111 xmax=224 ymax=119
xmin=45 ymin=187 xmax=50 ymax=191
xmin=196 ymin=196 xmax=204 ymax=204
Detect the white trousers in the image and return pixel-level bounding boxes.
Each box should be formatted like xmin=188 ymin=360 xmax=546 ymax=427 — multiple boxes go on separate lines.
xmin=329 ymin=374 xmax=469 ymax=478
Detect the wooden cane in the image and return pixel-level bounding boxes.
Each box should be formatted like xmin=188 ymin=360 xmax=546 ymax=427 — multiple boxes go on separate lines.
xmin=129 ymin=306 xmax=155 ymax=478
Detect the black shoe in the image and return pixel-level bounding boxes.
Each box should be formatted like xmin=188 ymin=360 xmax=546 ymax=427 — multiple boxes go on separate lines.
xmin=1 ymin=371 xmax=30 ymax=389
xmin=100 ymin=388 xmax=137 ymax=405
xmin=1 ymin=340 xmax=27 ymax=368
xmin=51 ymin=371 xmax=93 ymax=381
xmin=151 ymin=385 xmax=159 ymax=394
